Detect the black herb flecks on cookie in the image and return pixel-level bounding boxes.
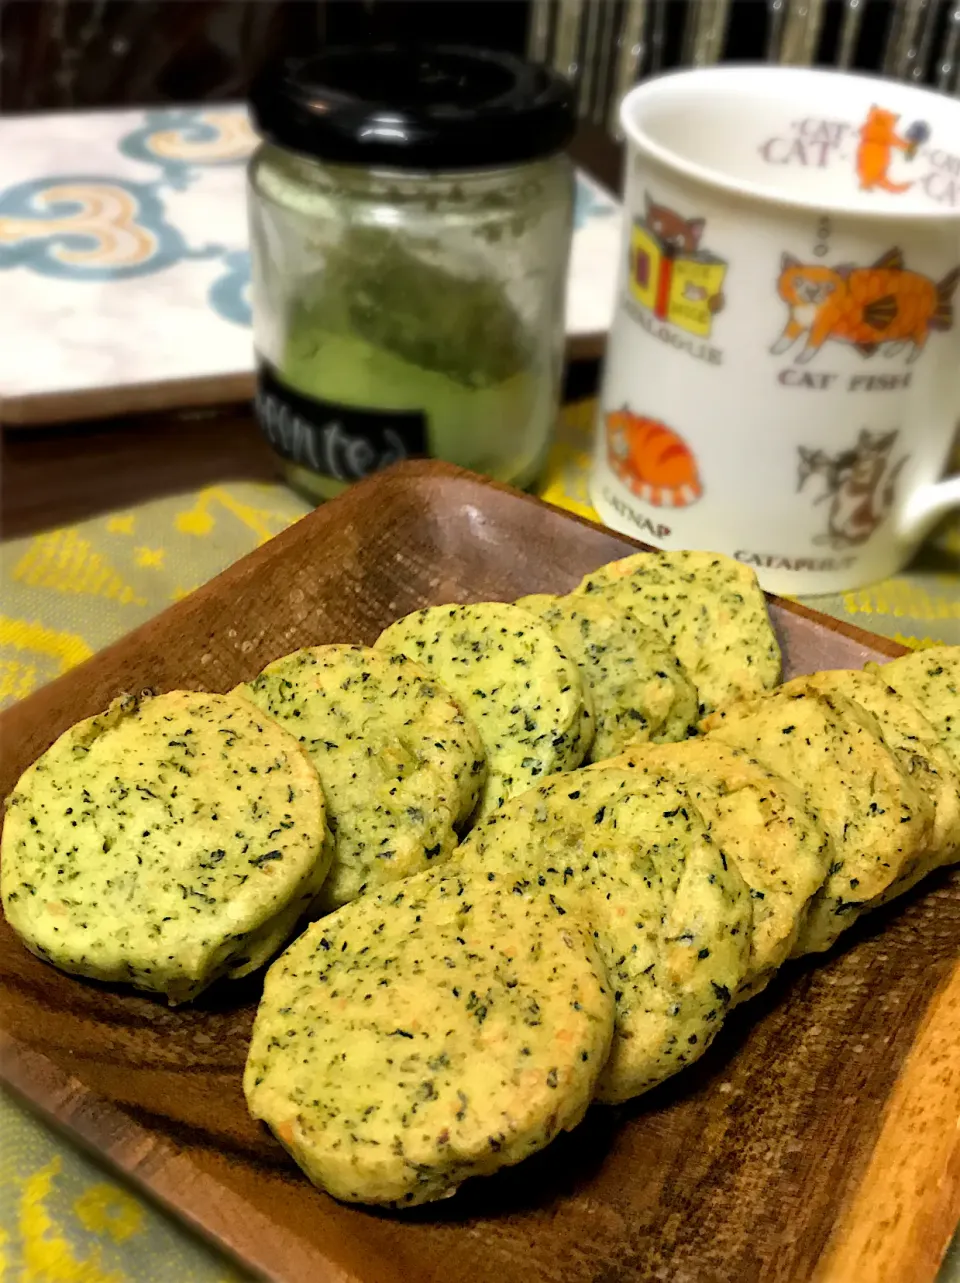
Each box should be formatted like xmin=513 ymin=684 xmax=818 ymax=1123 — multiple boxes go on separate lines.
xmin=516 ymin=592 xmax=698 ymax=761
xmin=574 ymin=550 xmax=781 ymax=715
xmin=867 ymin=645 xmax=960 ymax=774
xmin=1 ymin=690 xmax=331 ymax=1004
xmin=240 ymin=645 xmax=485 ymax=912
xmin=702 ymin=680 xmax=934 ymax=955
xmin=244 ymin=870 xmax=614 ymax=1207
xmin=456 ymin=765 xmax=751 ymax=1104
xmin=377 ymin=602 xmax=593 ymax=818
xmin=807 ymin=668 xmax=960 ymax=880
xmin=607 ymin=739 xmax=831 ymax=1000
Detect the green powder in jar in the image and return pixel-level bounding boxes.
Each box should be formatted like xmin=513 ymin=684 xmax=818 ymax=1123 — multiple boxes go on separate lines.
xmin=279 ymin=225 xmax=545 ymax=501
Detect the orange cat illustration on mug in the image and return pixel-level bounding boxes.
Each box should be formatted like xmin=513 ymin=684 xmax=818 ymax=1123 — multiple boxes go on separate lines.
xmin=605 ymin=407 xmax=703 ymax=508
xmin=770 ymin=248 xmax=959 ymax=364
xmin=855 ymin=106 xmax=928 ymax=193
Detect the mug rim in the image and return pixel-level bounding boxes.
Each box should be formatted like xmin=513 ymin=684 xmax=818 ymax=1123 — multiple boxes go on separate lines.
xmin=620 ymin=64 xmax=960 ymax=223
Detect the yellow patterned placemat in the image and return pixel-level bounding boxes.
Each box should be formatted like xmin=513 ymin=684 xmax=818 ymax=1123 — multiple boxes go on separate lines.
xmin=1 ymin=401 xmax=958 ymax=1281
xmin=1 ymin=1099 xmax=240 ymax=1283
xmin=0 ymin=483 xmax=303 ymax=708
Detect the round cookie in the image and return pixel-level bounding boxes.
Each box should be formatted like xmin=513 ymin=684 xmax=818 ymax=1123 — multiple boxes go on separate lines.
xmin=574 ymin=549 xmax=781 ymax=714
xmin=702 ymin=680 xmax=934 ymax=955
xmin=244 ymin=870 xmax=614 ymax=1207
xmin=377 ymin=602 xmax=593 ymax=818
xmin=515 ymin=593 xmax=698 ymax=761
xmin=608 ymin=739 xmax=832 ymax=998
xmin=807 ymin=667 xmax=960 ymax=878
xmin=241 ymin=645 xmax=485 ymax=911
xmin=868 ymin=645 xmax=960 ymax=772
xmin=456 ymin=765 xmax=751 ymax=1103
xmin=1 ymin=690 xmax=329 ymax=1004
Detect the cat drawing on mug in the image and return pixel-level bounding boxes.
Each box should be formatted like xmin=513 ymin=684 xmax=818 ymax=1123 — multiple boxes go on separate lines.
xmin=770 ymin=248 xmax=959 ymax=364
xmin=605 ymin=407 xmax=702 ymax=508
xmin=856 ymin=107 xmax=916 ymax=194
xmin=643 ymin=194 xmax=725 ymax=314
xmin=644 ymin=195 xmax=705 ymax=254
xmin=797 ymin=428 xmax=907 ymax=549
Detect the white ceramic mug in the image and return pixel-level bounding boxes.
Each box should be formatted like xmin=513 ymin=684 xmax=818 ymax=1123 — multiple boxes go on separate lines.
xmin=591 ymin=66 xmax=960 ymax=594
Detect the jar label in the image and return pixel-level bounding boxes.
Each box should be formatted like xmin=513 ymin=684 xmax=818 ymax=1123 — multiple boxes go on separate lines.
xmin=255 ymin=359 xmax=428 ymax=483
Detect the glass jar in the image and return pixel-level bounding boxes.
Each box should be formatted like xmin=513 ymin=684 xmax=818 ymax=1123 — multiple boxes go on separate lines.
xmin=248 ymin=46 xmax=576 ymax=502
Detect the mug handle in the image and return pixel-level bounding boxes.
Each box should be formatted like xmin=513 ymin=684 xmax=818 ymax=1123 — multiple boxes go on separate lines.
xmin=899 ymin=474 xmax=960 ymax=543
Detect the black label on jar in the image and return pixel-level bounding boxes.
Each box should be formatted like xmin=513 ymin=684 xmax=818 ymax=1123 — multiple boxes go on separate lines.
xmin=255 ymin=359 xmax=428 ymax=483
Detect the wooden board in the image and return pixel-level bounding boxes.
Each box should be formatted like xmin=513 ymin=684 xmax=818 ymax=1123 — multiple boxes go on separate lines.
xmin=0 ymin=331 xmax=607 ymax=429
xmin=0 ymin=371 xmax=258 ymax=429
xmin=1 ymin=460 xmax=957 ymax=1283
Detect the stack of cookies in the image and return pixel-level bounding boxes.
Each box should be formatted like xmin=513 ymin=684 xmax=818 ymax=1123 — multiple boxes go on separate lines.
xmin=2 ymin=550 xmax=958 ymax=1211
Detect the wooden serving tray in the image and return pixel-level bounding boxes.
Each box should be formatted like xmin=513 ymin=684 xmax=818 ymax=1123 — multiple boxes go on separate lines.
xmin=1 ymin=461 xmax=957 ymax=1283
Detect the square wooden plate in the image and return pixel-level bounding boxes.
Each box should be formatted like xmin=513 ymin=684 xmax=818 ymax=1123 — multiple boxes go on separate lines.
xmin=1 ymin=461 xmax=958 ymax=1283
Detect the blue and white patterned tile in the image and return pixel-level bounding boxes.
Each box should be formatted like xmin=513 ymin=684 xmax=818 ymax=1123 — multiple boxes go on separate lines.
xmin=0 ymin=176 xmax=226 ymax=280
xmin=0 ymin=105 xmax=620 ymax=410
xmin=208 ymin=249 xmax=252 ymax=327
xmin=117 ymin=108 xmax=259 ymax=187
xmin=0 ymin=106 xmax=255 ymax=404
xmin=567 ymin=170 xmax=621 ymax=343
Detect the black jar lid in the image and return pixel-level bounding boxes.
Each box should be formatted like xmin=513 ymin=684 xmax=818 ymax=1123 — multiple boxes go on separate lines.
xmin=250 ymin=44 xmax=576 ymax=170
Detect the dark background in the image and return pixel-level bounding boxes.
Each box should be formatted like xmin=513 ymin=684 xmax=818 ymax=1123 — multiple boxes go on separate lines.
xmin=0 ymin=0 xmax=934 ymax=115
